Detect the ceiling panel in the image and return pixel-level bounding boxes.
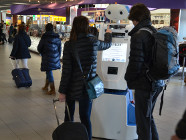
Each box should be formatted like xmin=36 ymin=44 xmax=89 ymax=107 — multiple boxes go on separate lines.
xmin=0 ymin=0 xmax=68 ymax=11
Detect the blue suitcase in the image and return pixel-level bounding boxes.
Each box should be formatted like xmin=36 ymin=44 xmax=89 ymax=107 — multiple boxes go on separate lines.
xmin=12 ymin=68 xmax=32 ymax=88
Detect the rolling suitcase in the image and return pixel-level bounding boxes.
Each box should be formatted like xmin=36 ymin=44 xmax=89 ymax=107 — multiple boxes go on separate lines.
xmin=52 ymin=99 xmax=89 ymax=140
xmin=10 ymin=59 xmax=32 ymax=88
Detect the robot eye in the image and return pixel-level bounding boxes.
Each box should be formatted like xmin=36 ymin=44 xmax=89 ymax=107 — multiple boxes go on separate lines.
xmin=120 ymin=11 xmax=123 ymax=15
xmin=108 ymin=11 xmax=111 ymax=15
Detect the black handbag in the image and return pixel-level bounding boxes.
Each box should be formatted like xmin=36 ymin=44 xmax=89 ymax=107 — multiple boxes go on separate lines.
xmin=73 ymin=44 xmax=104 ymax=100
xmin=52 ymin=99 xmax=89 ymax=140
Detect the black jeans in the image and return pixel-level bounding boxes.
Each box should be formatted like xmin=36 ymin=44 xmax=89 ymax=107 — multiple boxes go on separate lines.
xmin=135 ymin=87 xmax=163 ymax=140
xmin=65 ymin=95 xmax=92 ymax=140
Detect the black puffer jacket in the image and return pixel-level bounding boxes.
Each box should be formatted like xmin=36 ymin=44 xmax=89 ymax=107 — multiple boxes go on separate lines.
xmin=37 ymin=31 xmax=61 ymax=71
xmin=125 ymin=19 xmax=164 ymax=91
xmin=59 ymin=33 xmax=112 ymax=100
xmin=10 ymin=31 xmax=31 ymax=59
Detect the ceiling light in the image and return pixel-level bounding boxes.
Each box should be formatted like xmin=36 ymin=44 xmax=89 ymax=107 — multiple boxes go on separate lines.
xmin=0 ymin=6 xmax=8 ymax=8
xmin=13 ymin=3 xmax=29 ymax=5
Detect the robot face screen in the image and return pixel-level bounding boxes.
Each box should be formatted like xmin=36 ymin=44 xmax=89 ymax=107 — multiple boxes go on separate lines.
xmin=105 ymin=4 xmax=128 ymax=21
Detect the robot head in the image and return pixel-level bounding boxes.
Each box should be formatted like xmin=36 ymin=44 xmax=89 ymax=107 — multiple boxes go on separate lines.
xmin=105 ymin=4 xmax=128 ymax=22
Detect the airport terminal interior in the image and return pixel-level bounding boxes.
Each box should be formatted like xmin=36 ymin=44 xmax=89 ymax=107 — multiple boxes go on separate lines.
xmin=0 ymin=0 xmax=186 ymax=140
xmin=0 ymin=43 xmax=185 ymax=140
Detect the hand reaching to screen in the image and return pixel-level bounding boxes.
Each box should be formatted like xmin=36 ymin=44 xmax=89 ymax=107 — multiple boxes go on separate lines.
xmin=106 ymin=25 xmax=112 ymax=33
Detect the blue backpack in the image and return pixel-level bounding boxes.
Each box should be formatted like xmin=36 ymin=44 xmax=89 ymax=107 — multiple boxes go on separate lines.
xmin=141 ymin=27 xmax=180 ymax=81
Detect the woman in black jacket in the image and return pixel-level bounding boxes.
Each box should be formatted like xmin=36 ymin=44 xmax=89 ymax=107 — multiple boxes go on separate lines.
xmin=10 ymin=24 xmax=31 ymax=68
xmin=58 ymin=16 xmax=112 ymax=140
xmin=37 ymin=23 xmax=61 ymax=95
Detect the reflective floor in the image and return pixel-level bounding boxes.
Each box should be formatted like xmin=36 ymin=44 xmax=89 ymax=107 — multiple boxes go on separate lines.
xmin=0 ymin=43 xmax=185 ymax=140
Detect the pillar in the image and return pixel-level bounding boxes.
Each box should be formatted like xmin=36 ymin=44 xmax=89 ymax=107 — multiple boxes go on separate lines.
xmin=2 ymin=12 xmax=6 ymax=23
xmin=66 ymin=7 xmax=70 ymax=25
xmin=13 ymin=15 xmax=17 ymax=25
xmin=178 ymin=9 xmax=186 ymax=42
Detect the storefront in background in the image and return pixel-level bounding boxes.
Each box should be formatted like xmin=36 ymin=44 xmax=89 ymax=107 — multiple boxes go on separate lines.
xmin=151 ymin=9 xmax=170 ymax=28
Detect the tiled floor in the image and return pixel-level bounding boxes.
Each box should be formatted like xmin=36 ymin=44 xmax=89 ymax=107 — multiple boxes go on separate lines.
xmin=0 ymin=43 xmax=186 ymax=140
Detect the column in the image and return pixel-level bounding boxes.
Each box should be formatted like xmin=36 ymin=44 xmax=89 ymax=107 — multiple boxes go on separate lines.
xmin=66 ymin=7 xmax=70 ymax=25
xmin=13 ymin=15 xmax=17 ymax=25
xmin=2 ymin=12 xmax=6 ymax=22
xmin=178 ymin=9 xmax=186 ymax=42
xmin=23 ymin=16 xmax=27 ymax=24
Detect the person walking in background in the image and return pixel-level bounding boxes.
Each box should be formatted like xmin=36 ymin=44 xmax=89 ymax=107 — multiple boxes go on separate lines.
xmin=37 ymin=23 xmax=61 ymax=95
xmin=13 ymin=22 xmax=18 ymax=37
xmin=9 ymin=24 xmax=31 ymax=68
xmin=125 ymin=3 xmax=164 ymax=140
xmin=171 ymin=110 xmax=186 ymax=140
xmin=9 ymin=24 xmax=14 ymax=36
xmin=2 ymin=21 xmax=7 ymax=42
xmin=58 ymin=16 xmax=112 ymax=140
xmin=0 ymin=28 xmax=5 ymax=44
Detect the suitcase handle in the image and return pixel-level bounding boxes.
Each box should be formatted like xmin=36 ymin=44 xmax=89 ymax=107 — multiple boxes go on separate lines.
xmin=53 ymin=98 xmax=71 ymax=126
xmin=9 ymin=58 xmax=16 ymax=69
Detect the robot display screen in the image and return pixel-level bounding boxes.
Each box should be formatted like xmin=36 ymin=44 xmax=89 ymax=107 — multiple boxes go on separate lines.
xmin=102 ymin=43 xmax=127 ymax=62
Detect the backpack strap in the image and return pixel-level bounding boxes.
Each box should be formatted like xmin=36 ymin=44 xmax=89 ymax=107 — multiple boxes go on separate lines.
xmin=159 ymin=80 xmax=169 ymax=116
xmin=139 ymin=27 xmax=156 ymax=82
xmin=140 ymin=27 xmax=153 ymax=34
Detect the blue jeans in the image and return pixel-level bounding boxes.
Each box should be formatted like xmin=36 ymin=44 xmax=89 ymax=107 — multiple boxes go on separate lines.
xmin=65 ymin=95 xmax=92 ymax=140
xmin=46 ymin=71 xmax=54 ymax=82
xmin=135 ymin=87 xmax=163 ymax=140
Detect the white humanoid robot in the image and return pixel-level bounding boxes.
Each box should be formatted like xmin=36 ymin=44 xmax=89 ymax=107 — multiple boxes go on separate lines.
xmin=91 ymin=4 xmax=138 ymax=140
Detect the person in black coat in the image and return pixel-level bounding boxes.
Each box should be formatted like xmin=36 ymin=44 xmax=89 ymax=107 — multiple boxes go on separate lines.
xmin=58 ymin=16 xmax=112 ymax=140
xmin=124 ymin=4 xmax=164 ymax=140
xmin=9 ymin=24 xmax=14 ymax=36
xmin=37 ymin=23 xmax=61 ymax=95
xmin=10 ymin=24 xmax=31 ymax=68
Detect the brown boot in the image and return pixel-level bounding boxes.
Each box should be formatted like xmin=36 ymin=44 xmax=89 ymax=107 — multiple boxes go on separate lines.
xmin=42 ymin=79 xmax=49 ymax=91
xmin=184 ymin=77 xmax=186 ymax=84
xmin=47 ymin=82 xmax=56 ymax=95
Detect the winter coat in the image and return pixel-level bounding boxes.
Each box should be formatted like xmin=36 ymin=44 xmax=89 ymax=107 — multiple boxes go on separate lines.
xmin=37 ymin=31 xmax=61 ymax=71
xmin=125 ymin=19 xmax=164 ymax=91
xmin=10 ymin=31 xmax=31 ymax=59
xmin=9 ymin=25 xmax=14 ymax=36
xmin=176 ymin=110 xmax=186 ymax=139
xmin=58 ymin=33 xmax=112 ymax=100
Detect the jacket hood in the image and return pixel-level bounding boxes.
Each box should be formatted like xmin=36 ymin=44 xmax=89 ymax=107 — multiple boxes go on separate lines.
xmin=129 ymin=19 xmax=157 ymax=36
xmin=42 ymin=31 xmax=59 ymax=38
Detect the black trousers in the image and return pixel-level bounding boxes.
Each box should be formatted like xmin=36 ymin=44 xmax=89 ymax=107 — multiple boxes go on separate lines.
xmin=135 ymin=87 xmax=163 ymax=140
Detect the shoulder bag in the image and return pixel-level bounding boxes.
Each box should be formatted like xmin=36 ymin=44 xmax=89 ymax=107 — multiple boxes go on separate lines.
xmin=72 ymin=43 xmax=104 ymax=100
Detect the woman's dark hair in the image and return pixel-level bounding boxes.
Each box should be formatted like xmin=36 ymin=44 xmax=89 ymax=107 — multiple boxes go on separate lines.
xmin=128 ymin=3 xmax=151 ymax=22
xmin=18 ymin=24 xmax=25 ymax=33
xmin=70 ymin=16 xmax=89 ymax=41
xmin=46 ymin=23 xmax=53 ymax=32
xmin=89 ymin=27 xmax=99 ymax=39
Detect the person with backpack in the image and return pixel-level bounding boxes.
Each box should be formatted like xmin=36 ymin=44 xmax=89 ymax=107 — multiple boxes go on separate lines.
xmin=9 ymin=24 xmax=31 ymax=68
xmin=58 ymin=16 xmax=112 ymax=140
xmin=125 ymin=3 xmax=165 ymax=140
xmin=37 ymin=23 xmax=61 ymax=95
